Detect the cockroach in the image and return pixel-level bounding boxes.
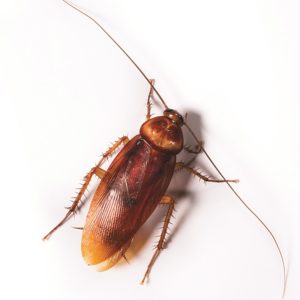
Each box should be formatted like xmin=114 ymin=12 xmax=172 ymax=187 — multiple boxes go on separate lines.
xmin=43 ymin=0 xmax=286 ymax=292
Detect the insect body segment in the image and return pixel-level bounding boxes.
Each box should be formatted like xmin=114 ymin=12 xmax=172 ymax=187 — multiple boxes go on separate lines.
xmin=140 ymin=115 xmax=183 ymax=154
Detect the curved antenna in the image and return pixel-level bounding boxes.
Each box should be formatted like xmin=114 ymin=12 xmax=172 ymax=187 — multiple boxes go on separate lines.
xmin=184 ymin=122 xmax=286 ymax=296
xmin=62 ymin=0 xmax=168 ymax=110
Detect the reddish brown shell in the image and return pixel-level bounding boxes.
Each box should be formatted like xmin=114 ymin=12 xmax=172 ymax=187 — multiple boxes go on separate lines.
xmin=140 ymin=116 xmax=183 ymax=154
xmin=81 ymin=135 xmax=176 ymax=269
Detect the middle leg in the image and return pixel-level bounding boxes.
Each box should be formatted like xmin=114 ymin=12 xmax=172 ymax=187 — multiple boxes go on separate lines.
xmin=176 ymin=162 xmax=239 ymax=183
xmin=42 ymin=136 xmax=129 ymax=240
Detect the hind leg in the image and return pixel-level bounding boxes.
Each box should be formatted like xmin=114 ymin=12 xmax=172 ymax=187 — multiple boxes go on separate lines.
xmin=140 ymin=195 xmax=174 ymax=284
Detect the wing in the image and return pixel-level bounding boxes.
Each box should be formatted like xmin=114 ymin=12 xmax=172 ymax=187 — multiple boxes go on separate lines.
xmin=81 ymin=135 xmax=176 ymax=267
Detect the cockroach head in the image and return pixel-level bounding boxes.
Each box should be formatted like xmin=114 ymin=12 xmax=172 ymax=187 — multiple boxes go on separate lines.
xmin=163 ymin=109 xmax=184 ymax=127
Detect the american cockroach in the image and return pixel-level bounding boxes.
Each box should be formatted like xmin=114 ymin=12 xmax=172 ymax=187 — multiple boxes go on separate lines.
xmin=43 ymin=0 xmax=286 ymax=292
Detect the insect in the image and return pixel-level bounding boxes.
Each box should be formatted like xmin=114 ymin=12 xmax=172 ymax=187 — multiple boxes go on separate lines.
xmin=43 ymin=0 xmax=286 ymax=292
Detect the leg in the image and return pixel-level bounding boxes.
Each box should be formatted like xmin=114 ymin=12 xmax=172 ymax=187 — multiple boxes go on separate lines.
xmin=146 ymin=79 xmax=155 ymax=120
xmin=140 ymin=195 xmax=174 ymax=284
xmin=71 ymin=167 xmax=106 ymax=232
xmin=175 ymin=162 xmax=239 ymax=183
xmin=42 ymin=136 xmax=129 ymax=240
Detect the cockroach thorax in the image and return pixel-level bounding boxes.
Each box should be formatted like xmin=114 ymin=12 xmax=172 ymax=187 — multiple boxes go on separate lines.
xmin=140 ymin=115 xmax=184 ymax=154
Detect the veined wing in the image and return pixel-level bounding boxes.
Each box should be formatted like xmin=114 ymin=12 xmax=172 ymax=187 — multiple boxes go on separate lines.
xmin=81 ymin=135 xmax=175 ymax=266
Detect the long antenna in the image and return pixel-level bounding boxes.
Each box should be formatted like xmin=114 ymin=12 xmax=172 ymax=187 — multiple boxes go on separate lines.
xmin=61 ymin=0 xmax=286 ymax=295
xmin=184 ymin=122 xmax=286 ymax=296
xmin=62 ymin=0 xmax=168 ymax=110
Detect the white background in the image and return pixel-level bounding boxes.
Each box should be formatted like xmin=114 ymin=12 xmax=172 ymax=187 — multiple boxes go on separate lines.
xmin=0 ymin=0 xmax=299 ymax=299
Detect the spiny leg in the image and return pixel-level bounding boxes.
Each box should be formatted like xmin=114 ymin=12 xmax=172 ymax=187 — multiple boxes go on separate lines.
xmin=140 ymin=195 xmax=174 ymax=284
xmin=175 ymin=162 xmax=239 ymax=183
xmin=146 ymin=79 xmax=155 ymax=120
xmin=71 ymin=167 xmax=106 ymax=232
xmin=43 ymin=166 xmax=106 ymax=240
xmin=43 ymin=136 xmax=129 ymax=240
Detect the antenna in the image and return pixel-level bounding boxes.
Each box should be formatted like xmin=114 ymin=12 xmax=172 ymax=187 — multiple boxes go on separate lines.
xmin=62 ymin=0 xmax=168 ymax=110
